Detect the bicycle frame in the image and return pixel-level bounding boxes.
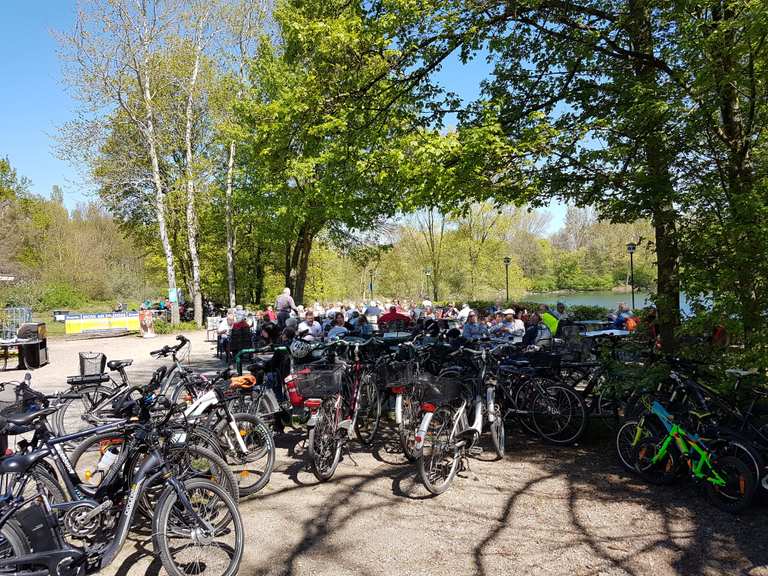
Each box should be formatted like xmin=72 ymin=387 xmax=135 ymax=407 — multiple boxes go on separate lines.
xmin=640 ymin=400 xmax=726 ymax=487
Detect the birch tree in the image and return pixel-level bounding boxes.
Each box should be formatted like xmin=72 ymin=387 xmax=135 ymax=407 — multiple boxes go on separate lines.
xmin=59 ymin=0 xmax=182 ymax=323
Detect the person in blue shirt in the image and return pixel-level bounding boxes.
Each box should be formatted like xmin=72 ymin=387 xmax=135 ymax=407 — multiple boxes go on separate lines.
xmin=327 ymin=312 xmax=349 ymax=340
xmin=461 ymin=310 xmax=489 ymax=340
xmin=356 ymin=314 xmax=373 ymax=336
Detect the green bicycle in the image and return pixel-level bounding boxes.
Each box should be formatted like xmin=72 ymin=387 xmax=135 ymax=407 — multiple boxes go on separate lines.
xmin=623 ymin=399 xmax=755 ymax=513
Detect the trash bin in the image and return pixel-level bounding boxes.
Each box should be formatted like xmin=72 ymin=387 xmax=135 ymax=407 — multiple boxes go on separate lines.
xmin=17 ymin=323 xmax=49 ymax=369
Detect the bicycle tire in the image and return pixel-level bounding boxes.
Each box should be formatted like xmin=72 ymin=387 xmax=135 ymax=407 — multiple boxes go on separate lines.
xmin=354 ymin=374 xmax=381 ymax=445
xmin=220 ymin=413 xmax=275 ymax=497
xmin=55 ymin=384 xmax=116 ymax=438
xmin=490 ymin=400 xmax=506 ymax=459
xmin=531 ymin=384 xmax=587 ymax=445
xmin=399 ymin=391 xmax=420 ymax=462
xmin=417 ymin=405 xmax=460 ymax=495
xmin=615 ymin=417 xmax=664 ymax=471
xmin=308 ymin=398 xmax=343 ymax=482
xmin=153 ymin=478 xmax=244 ymax=576
xmin=705 ymin=454 xmax=756 ymax=513
xmin=0 ymin=518 xmax=31 ymax=574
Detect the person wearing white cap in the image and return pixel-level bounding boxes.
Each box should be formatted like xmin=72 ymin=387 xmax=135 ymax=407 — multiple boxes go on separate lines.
xmin=491 ymin=308 xmax=524 ymax=336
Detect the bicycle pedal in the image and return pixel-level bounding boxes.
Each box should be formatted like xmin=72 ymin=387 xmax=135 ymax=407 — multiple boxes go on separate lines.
xmin=467 ymin=446 xmax=483 ymax=456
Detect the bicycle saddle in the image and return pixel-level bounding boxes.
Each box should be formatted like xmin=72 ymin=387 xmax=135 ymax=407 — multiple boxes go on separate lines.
xmin=0 ymin=448 xmax=49 ymax=475
xmin=107 ymin=359 xmax=133 ymax=371
xmin=2 ymin=407 xmax=58 ymax=428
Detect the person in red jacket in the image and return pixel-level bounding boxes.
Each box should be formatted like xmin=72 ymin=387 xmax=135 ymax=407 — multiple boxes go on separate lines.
xmin=379 ymin=306 xmax=411 ymax=329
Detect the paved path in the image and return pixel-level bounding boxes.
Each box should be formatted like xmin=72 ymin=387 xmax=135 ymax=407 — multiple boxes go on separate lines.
xmin=13 ymin=332 xmax=768 ymax=576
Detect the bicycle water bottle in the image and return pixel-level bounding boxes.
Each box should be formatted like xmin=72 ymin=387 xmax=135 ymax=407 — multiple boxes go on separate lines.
xmin=97 ymin=447 xmax=120 ymax=471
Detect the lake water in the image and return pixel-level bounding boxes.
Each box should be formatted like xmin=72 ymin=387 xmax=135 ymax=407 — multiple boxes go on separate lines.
xmin=528 ymin=290 xmax=692 ymax=315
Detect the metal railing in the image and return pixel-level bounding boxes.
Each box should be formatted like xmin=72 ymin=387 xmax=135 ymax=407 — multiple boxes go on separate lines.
xmin=0 ymin=307 xmax=32 ymax=340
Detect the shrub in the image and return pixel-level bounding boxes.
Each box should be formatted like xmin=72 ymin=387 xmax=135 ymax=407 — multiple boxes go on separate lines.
xmin=568 ymin=305 xmax=611 ymax=321
xmin=153 ymin=319 xmax=197 ymax=335
xmin=39 ymin=282 xmax=86 ymax=310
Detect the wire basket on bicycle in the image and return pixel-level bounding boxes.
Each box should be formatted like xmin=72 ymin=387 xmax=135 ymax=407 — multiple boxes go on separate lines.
xmin=420 ymin=373 xmax=464 ymax=406
xmin=295 ymin=364 xmax=345 ymax=398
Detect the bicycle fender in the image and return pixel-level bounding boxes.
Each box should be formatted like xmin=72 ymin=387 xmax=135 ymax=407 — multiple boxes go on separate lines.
xmin=414 ymin=411 xmax=434 ymax=451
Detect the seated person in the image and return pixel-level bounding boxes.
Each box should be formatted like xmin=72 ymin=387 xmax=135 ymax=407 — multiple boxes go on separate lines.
xmin=490 ymin=309 xmax=525 ymax=336
xmin=327 ymin=312 xmax=350 ymax=340
xmin=522 ymin=313 xmax=553 ymax=348
xmin=297 ymin=310 xmax=323 ymax=340
xmin=378 ymin=306 xmax=411 ymax=329
xmin=612 ymin=303 xmax=633 ymax=329
xmin=355 ymin=314 xmax=374 ymax=337
xmin=461 ymin=311 xmax=488 ymax=341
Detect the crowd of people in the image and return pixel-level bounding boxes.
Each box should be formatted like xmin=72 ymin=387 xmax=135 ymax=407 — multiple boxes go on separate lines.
xmin=211 ymin=287 xmax=644 ymax=361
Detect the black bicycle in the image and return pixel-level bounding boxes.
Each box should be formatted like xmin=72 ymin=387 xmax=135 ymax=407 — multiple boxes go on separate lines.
xmin=0 ymin=383 xmax=244 ymax=576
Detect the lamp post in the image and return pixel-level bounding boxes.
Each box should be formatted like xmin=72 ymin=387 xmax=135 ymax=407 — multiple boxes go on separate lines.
xmin=503 ymin=256 xmax=511 ymax=303
xmin=424 ymin=268 xmax=432 ymax=300
xmin=626 ymin=242 xmax=637 ymax=309
xmin=369 ymin=269 xmax=374 ymax=299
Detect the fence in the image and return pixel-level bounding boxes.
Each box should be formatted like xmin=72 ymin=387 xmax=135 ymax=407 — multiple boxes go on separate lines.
xmin=0 ymin=307 xmax=32 ymax=340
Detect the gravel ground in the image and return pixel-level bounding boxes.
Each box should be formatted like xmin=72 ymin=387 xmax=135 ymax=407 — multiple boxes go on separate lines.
xmin=12 ymin=331 xmax=768 ymax=576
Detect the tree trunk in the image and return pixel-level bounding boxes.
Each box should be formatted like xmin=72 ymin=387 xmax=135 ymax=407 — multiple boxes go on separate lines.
xmin=183 ymin=13 xmax=208 ymax=328
xmin=225 ymin=140 xmax=237 ymax=308
xmin=140 ymin=59 xmax=179 ymax=324
xmin=627 ymin=0 xmax=679 ymax=351
xmin=293 ymin=228 xmax=314 ymax=304
xmin=711 ymin=2 xmax=760 ymax=343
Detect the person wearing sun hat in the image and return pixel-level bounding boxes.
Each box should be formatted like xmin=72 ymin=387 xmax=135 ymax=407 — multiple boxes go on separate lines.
xmin=491 ymin=308 xmax=525 ymax=336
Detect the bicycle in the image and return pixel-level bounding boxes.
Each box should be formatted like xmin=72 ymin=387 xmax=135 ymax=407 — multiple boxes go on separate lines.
xmin=627 ymin=397 xmax=756 ymax=513
xmin=413 ymin=345 xmax=505 ymax=495
xmin=0 ymin=382 xmax=244 ymax=576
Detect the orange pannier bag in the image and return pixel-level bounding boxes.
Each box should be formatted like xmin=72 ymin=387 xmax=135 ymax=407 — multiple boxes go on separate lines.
xmin=229 ymin=374 xmax=258 ymax=389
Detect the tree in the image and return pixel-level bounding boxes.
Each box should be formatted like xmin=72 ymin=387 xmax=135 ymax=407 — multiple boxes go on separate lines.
xmin=60 ymin=0 xmax=182 ymax=323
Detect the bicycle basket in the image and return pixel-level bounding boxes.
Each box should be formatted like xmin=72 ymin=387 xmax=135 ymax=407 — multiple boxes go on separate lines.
xmin=295 ymin=365 xmax=345 ymax=398
xmin=79 ymin=352 xmax=107 ymax=376
xmin=419 ymin=373 xmax=463 ymax=405
xmin=381 ymin=360 xmax=414 ymax=389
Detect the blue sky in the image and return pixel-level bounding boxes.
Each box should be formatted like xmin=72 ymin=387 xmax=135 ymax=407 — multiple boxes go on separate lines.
xmin=0 ymin=1 xmax=566 ymax=231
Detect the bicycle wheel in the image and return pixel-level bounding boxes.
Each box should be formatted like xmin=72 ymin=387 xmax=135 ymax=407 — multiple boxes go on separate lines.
xmin=143 ymin=445 xmax=239 ymax=520
xmin=354 ymin=374 xmax=381 ymax=445
xmin=399 ymin=390 xmax=420 ymax=462
xmin=635 ymin=433 xmax=679 ymax=485
xmin=218 ymin=413 xmax=275 ymax=497
xmin=417 ymin=406 xmax=460 ymax=495
xmin=0 ymin=519 xmax=30 ymax=574
xmin=531 ymin=384 xmax=587 ymax=445
xmin=512 ymin=378 xmax=552 ymax=435
xmin=706 ymin=454 xmax=756 ymax=513
xmin=154 ymin=478 xmax=243 ymax=576
xmin=308 ymin=398 xmax=343 ymax=482
xmin=1 ymin=465 xmax=65 ymax=505
xmin=55 ymin=384 xmax=116 ymax=437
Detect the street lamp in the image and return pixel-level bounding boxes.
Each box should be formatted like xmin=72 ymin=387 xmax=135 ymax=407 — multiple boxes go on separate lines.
xmin=503 ymin=256 xmax=511 ymax=303
xmin=424 ymin=268 xmax=432 ymax=300
xmin=369 ymin=269 xmax=374 ymax=299
xmin=626 ymin=242 xmax=637 ymax=309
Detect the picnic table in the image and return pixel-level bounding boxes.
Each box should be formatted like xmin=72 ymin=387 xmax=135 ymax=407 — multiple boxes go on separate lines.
xmin=580 ymin=329 xmax=631 ymax=338
xmin=0 ymin=337 xmax=42 ymax=370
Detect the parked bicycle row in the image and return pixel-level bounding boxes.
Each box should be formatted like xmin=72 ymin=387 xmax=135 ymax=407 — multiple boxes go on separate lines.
xmin=0 ymin=325 xmax=764 ymax=575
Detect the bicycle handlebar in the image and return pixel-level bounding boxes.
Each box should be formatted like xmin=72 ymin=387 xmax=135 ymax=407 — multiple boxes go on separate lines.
xmin=150 ymin=335 xmax=189 ymax=358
